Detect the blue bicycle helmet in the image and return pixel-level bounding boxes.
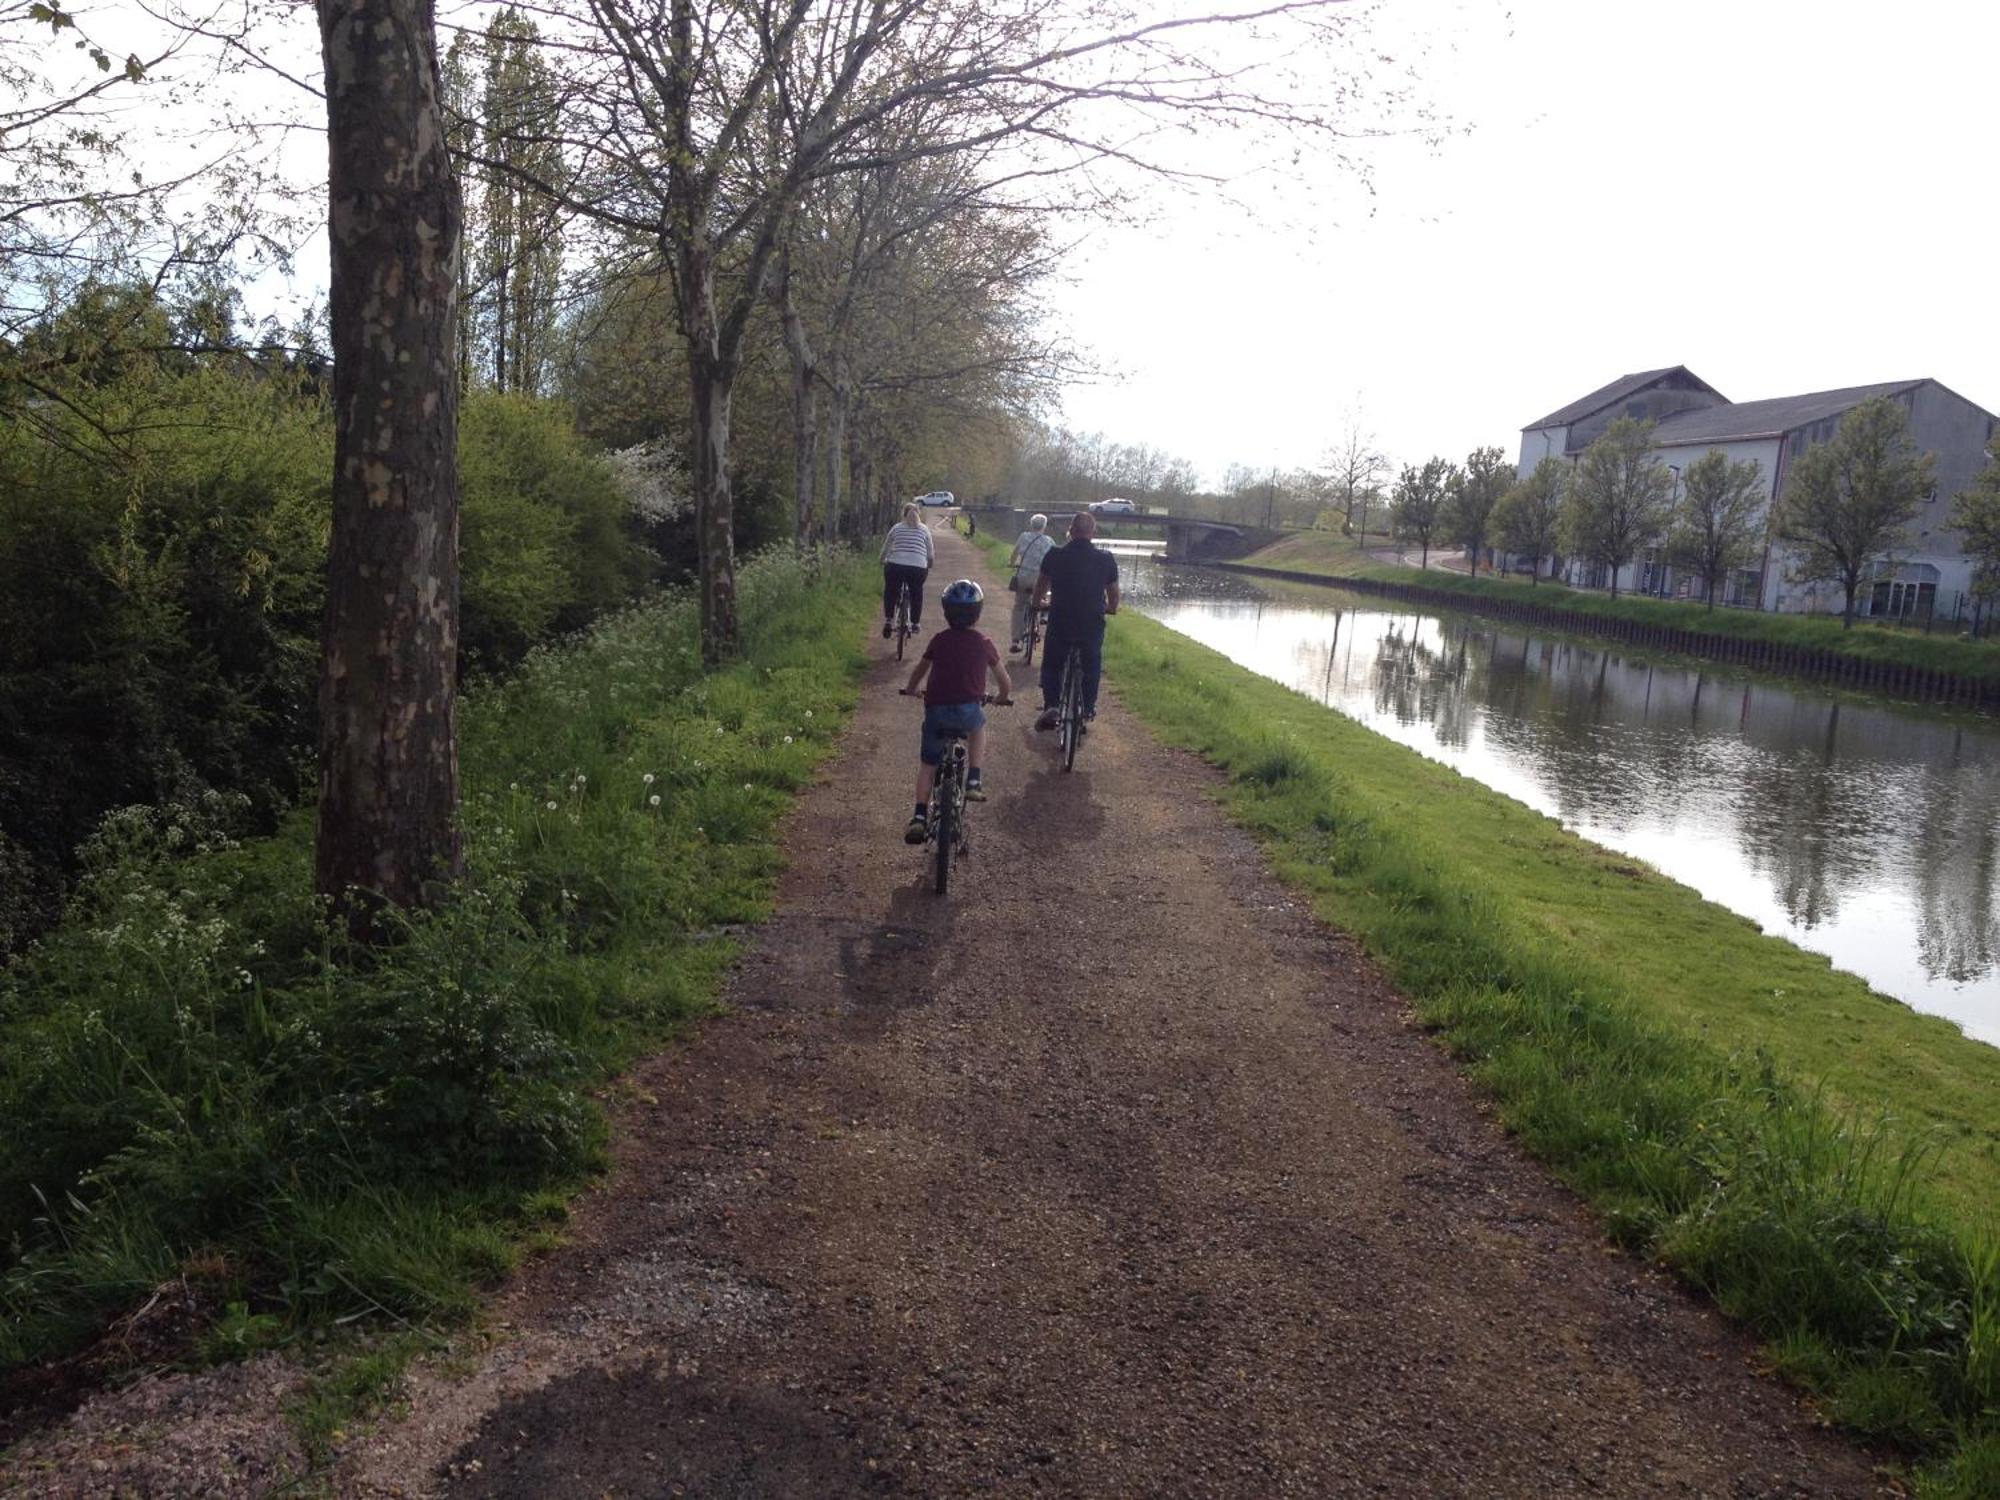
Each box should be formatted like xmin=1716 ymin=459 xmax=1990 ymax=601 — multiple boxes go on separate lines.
xmin=940 ymin=578 xmax=984 ymax=628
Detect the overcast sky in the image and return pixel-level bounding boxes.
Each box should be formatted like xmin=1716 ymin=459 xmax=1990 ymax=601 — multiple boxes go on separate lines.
xmin=1053 ymin=0 xmax=2000 ymax=485
xmin=74 ymin=0 xmax=1996 ymax=489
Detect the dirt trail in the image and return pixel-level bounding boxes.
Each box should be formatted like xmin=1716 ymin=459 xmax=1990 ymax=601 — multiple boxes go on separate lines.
xmin=19 ymin=526 xmax=1882 ymax=1497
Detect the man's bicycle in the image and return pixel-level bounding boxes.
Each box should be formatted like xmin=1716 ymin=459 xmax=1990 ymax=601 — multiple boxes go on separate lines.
xmin=892 ymin=583 xmax=916 ymax=661
xmin=902 ymin=691 xmax=1009 ymax=895
xmin=1056 ymin=645 xmax=1088 ymax=773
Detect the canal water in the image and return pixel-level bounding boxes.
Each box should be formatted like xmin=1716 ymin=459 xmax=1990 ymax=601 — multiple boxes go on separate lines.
xmin=1106 ymin=546 xmax=2000 ymax=1042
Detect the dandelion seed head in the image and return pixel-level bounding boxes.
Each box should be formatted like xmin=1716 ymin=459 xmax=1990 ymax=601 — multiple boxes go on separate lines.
xmin=545 ymin=800 xmax=558 ymax=811
xmin=649 ymin=794 xmax=661 ymax=807
xmin=643 ymin=772 xmax=656 ymax=785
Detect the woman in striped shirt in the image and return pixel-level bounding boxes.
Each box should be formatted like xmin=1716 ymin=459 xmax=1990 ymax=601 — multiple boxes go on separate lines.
xmin=879 ymin=503 xmax=935 ymax=637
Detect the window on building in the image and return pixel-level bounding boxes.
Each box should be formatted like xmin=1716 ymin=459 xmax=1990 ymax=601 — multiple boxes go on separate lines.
xmin=1866 ymin=563 xmax=1941 ymax=622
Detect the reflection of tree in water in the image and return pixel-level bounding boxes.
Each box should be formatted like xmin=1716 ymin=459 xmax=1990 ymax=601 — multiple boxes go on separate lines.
xmin=1368 ymin=620 xmax=1479 ymax=750
xmin=1913 ymin=742 xmax=2000 ymax=986
xmin=1729 ymin=711 xmax=1871 ymax=931
xmin=1467 ymin=632 xmax=1694 ymax=836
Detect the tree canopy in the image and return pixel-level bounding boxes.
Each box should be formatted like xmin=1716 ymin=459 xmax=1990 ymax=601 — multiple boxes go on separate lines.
xmin=1561 ymin=418 xmax=1673 ymax=599
xmin=1774 ymin=397 xmax=1937 ymax=628
xmin=1669 ymin=448 xmax=1766 ymax=608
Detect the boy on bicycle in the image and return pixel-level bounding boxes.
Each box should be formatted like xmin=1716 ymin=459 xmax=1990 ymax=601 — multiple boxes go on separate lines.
xmin=901 ymin=579 xmax=1012 ymax=844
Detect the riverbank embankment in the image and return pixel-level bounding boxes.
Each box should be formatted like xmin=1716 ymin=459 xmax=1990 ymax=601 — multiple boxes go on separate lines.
xmin=1103 ymin=606 xmax=2000 ymax=1492
xmin=1222 ymin=533 xmax=2000 ymax=710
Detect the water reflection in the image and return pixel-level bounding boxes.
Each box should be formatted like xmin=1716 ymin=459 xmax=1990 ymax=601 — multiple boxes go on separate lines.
xmin=1123 ymin=556 xmax=2000 ymax=1041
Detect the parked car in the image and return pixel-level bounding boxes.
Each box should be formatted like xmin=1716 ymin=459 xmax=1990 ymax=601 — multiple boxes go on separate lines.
xmin=1089 ymin=497 xmax=1137 ymax=515
xmin=917 ymin=490 xmax=956 ymax=507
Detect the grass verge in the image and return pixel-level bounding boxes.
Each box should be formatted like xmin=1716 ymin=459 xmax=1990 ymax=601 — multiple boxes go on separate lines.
xmin=1103 ymin=608 xmax=2000 ymax=1496
xmin=0 ymin=549 xmax=875 ymax=1389
xmin=1240 ymin=531 xmax=2000 ymax=687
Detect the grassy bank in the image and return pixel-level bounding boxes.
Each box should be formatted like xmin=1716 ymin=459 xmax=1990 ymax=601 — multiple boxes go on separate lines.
xmin=1104 ymin=609 xmax=2000 ymax=1495
xmin=0 ymin=550 xmax=874 ymax=1383
xmin=1240 ymin=531 xmax=2000 ymax=688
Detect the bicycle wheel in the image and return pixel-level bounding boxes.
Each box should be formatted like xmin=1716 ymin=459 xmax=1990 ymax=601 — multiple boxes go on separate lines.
xmin=932 ymin=765 xmax=955 ymax=895
xmin=1060 ymin=651 xmax=1083 ymax=773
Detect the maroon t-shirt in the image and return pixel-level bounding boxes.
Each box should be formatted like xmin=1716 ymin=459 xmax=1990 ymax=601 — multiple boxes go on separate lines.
xmin=922 ymin=627 xmax=999 ymax=705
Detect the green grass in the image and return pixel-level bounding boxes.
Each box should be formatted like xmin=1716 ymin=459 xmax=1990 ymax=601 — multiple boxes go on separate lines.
xmin=1103 ymin=610 xmax=2000 ymax=1494
xmin=1239 ymin=531 xmax=2000 ymax=685
xmin=0 ymin=549 xmax=876 ymax=1382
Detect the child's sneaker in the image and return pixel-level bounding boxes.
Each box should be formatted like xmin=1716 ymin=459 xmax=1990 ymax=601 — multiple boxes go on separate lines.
xmin=881 ymin=621 xmax=892 ymax=638
xmin=904 ymin=813 xmax=929 ymax=844
xmin=1035 ymin=708 xmax=1059 ymax=731
xmin=966 ymin=779 xmax=987 ymax=802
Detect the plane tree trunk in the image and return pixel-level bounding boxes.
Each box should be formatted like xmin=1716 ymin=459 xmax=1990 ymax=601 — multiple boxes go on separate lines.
xmin=313 ymin=0 xmax=465 ymax=934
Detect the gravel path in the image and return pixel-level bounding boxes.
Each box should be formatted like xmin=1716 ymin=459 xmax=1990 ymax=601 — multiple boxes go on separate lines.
xmin=5 ymin=527 xmax=1889 ymax=1497
xmin=344 ymin=529 xmax=1882 ymax=1498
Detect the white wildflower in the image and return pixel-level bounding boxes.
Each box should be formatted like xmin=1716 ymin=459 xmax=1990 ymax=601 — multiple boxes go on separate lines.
xmin=649 ymin=794 xmax=661 ymax=807
xmin=643 ymin=772 xmax=656 ymax=785
xmin=545 ymin=800 xmax=558 ymax=811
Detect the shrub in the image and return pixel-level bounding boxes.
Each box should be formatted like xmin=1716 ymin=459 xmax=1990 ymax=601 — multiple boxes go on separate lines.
xmin=0 ymin=549 xmax=871 ymax=1371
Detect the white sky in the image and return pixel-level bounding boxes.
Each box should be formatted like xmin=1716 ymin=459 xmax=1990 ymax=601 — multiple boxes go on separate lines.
xmin=47 ymin=0 xmax=1997 ymax=490
xmin=1053 ymin=0 xmax=2000 ymax=485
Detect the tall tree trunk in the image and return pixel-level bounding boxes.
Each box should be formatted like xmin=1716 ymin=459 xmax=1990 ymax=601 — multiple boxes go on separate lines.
xmin=493 ymin=260 xmax=509 ymax=390
xmin=824 ymin=359 xmax=850 ymax=541
xmin=778 ymin=262 xmax=818 ymax=547
xmin=851 ymin=447 xmax=872 ymax=543
xmin=687 ymin=344 xmax=740 ymax=665
xmin=314 ymin=0 xmax=464 ymax=933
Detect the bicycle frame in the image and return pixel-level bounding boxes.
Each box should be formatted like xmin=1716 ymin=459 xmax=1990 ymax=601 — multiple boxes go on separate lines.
xmin=904 ymin=691 xmax=1007 ymax=896
xmin=1059 ymin=645 xmax=1086 ymax=772
xmin=894 ymin=583 xmax=915 ymax=661
xmin=927 ymin=736 xmax=970 ymax=894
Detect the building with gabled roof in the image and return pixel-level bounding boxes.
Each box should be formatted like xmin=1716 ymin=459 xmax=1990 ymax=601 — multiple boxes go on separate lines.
xmin=1517 ymin=370 xmax=1998 ymax=619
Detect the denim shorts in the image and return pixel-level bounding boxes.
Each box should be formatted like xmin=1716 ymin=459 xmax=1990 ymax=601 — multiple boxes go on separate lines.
xmin=920 ymin=701 xmax=985 ymax=765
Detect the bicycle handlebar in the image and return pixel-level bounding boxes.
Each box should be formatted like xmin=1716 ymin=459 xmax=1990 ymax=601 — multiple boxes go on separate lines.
xmin=899 ymin=690 xmax=1012 ymax=706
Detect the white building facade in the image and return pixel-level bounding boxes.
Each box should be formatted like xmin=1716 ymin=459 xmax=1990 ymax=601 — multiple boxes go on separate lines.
xmin=1516 ymin=367 xmax=1998 ymax=620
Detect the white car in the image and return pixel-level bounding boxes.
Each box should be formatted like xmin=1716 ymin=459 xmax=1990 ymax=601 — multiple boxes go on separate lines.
xmin=917 ymin=490 xmax=956 ymax=507
xmin=1089 ymin=497 xmax=1137 ymax=515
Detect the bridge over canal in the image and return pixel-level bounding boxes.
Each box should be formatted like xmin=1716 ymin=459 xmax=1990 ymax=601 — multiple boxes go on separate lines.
xmin=979 ymin=507 xmax=1280 ymax=563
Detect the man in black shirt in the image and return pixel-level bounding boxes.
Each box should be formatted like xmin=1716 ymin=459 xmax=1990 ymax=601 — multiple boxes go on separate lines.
xmin=1032 ymin=510 xmax=1120 ymax=730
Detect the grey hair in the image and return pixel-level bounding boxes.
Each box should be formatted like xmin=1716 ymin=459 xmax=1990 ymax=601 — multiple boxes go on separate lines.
xmin=1029 ymin=513 xmax=1048 ymax=531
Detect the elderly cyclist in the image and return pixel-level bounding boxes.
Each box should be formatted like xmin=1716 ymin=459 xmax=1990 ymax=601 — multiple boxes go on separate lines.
xmin=1006 ymin=512 xmax=1057 ymax=654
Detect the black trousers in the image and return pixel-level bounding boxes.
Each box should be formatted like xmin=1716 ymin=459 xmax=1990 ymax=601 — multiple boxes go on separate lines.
xmin=883 ymin=563 xmax=929 ymax=623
